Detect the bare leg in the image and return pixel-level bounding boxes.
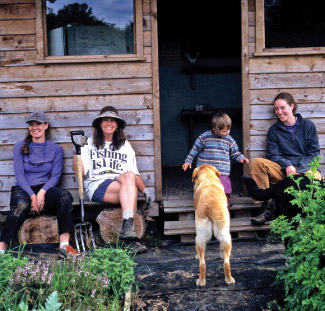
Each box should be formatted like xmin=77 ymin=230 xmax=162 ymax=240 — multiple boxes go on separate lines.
xmin=102 ymin=172 xmax=137 ymax=212
xmin=116 ymin=172 xmax=137 ymax=212
xmin=102 ymin=172 xmax=139 ymax=240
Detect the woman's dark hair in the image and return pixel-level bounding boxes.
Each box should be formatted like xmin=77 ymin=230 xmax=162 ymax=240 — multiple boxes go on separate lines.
xmin=93 ymin=106 xmax=126 ymax=151
xmin=211 ymin=112 xmax=232 ymax=134
xmin=21 ymin=123 xmax=51 ymax=155
xmin=273 ymin=92 xmax=298 ymax=115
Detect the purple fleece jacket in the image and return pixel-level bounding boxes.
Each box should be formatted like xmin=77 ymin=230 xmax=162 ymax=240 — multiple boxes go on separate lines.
xmin=13 ymin=140 xmax=63 ymax=197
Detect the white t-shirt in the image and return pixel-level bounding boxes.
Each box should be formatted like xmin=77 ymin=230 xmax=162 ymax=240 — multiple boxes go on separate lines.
xmin=80 ymin=137 xmax=139 ymax=200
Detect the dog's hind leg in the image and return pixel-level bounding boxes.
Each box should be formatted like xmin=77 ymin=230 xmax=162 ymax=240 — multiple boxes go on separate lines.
xmin=195 ymin=218 xmax=212 ymax=286
xmin=195 ymin=242 xmax=206 ymax=286
xmin=220 ymin=232 xmax=235 ymax=284
xmin=219 ymin=243 xmax=224 ymax=259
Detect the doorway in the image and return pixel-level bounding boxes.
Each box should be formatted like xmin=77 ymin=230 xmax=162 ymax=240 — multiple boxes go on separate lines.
xmin=157 ymin=0 xmax=243 ymax=197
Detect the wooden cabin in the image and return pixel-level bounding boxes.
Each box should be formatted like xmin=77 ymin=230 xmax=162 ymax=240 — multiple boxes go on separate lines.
xmin=0 ymin=0 xmax=161 ymax=213
xmin=1 ymin=0 xmax=325 ymax=237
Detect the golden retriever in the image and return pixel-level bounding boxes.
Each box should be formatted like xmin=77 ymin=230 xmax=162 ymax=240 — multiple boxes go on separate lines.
xmin=192 ymin=165 xmax=235 ymax=286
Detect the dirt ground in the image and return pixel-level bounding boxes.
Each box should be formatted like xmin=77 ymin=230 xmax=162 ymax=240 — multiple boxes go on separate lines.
xmin=14 ymin=234 xmax=286 ymax=311
xmin=132 ymin=238 xmax=286 ymax=311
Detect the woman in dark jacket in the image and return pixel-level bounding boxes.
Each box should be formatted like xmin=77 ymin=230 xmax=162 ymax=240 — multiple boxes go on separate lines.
xmin=249 ymin=92 xmax=321 ymax=225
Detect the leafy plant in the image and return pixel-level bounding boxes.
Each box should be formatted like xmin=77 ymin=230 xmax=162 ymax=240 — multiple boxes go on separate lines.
xmin=87 ymin=245 xmax=136 ymax=299
xmin=50 ymin=253 xmax=112 ymax=310
xmin=8 ymin=260 xmax=55 ymax=309
xmin=0 ymin=250 xmax=28 ymax=292
xmin=18 ymin=291 xmax=70 ymax=311
xmin=0 ymin=246 xmax=136 ymax=311
xmin=270 ymin=157 xmax=325 ymax=311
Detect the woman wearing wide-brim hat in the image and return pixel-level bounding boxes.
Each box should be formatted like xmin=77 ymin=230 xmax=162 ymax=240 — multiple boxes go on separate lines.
xmin=73 ymin=106 xmax=152 ymax=241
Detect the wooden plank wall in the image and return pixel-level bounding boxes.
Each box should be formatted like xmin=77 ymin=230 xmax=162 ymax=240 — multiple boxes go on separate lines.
xmin=0 ymin=0 xmax=160 ymax=208
xmin=246 ymin=0 xmax=325 ymax=174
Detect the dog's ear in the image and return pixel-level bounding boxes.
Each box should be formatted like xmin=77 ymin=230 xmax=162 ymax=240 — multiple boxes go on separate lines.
xmin=192 ymin=167 xmax=199 ymax=182
xmin=210 ymin=166 xmax=221 ymax=177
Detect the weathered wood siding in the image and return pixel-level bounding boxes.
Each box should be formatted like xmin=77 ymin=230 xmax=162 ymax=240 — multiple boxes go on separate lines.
xmin=244 ymin=0 xmax=325 ymax=174
xmin=0 ymin=0 xmax=161 ymax=208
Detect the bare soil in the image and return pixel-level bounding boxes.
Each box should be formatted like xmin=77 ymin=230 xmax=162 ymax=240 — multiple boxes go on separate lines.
xmin=133 ymin=238 xmax=285 ymax=311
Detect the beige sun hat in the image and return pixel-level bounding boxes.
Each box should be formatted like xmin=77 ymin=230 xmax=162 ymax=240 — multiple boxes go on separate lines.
xmin=92 ymin=110 xmax=126 ymax=129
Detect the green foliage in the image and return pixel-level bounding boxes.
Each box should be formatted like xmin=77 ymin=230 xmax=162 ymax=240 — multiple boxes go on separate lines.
xmin=50 ymin=253 xmax=113 ymax=310
xmin=0 ymin=246 xmax=136 ymax=311
xmin=0 ymin=250 xmax=28 ymax=292
xmin=18 ymin=291 xmax=70 ymax=311
xmin=88 ymin=245 xmax=136 ymax=299
xmin=270 ymin=157 xmax=325 ymax=311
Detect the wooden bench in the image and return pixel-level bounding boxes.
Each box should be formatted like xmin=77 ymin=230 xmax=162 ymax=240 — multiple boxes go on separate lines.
xmin=0 ymin=199 xmax=159 ymax=222
xmin=0 ymin=199 xmax=160 ymax=245
xmin=163 ymin=197 xmax=271 ymax=242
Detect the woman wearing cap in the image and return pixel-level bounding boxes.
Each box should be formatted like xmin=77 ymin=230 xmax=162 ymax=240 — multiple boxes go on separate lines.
xmin=73 ymin=106 xmax=151 ymax=240
xmin=0 ymin=111 xmax=78 ymax=259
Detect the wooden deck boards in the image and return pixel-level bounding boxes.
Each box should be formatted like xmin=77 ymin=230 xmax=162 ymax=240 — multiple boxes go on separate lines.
xmin=163 ymin=197 xmax=270 ymax=239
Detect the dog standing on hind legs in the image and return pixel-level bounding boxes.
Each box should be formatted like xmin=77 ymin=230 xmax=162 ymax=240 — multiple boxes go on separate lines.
xmin=192 ymin=165 xmax=235 ymax=286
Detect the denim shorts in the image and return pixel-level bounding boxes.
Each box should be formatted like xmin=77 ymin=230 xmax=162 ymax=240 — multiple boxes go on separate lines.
xmin=91 ymin=179 xmax=116 ymax=203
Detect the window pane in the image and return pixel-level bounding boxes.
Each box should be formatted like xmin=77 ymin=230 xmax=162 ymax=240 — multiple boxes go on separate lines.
xmin=46 ymin=0 xmax=134 ymax=56
xmin=265 ymin=0 xmax=325 ymax=49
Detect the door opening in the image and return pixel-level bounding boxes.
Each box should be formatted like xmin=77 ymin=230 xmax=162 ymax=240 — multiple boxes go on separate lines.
xmin=157 ymin=0 xmax=243 ymax=196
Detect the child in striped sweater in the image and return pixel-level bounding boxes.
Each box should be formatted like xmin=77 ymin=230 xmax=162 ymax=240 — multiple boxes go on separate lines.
xmin=182 ymin=112 xmax=249 ymax=207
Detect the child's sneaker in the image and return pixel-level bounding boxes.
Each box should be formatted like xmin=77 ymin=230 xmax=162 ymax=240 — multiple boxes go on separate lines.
xmin=58 ymin=245 xmax=79 ymax=259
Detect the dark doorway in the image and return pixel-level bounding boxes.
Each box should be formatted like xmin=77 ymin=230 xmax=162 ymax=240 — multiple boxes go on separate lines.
xmin=157 ymin=1 xmax=243 ymax=196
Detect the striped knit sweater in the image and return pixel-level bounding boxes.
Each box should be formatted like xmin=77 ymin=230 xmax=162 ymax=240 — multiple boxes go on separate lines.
xmin=184 ymin=130 xmax=245 ymax=175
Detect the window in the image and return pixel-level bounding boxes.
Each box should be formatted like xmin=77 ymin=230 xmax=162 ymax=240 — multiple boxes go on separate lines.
xmin=36 ymin=0 xmax=144 ymax=62
xmin=255 ymin=0 xmax=325 ymax=55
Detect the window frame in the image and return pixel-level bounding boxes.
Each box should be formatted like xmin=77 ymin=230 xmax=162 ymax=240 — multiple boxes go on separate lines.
xmin=255 ymin=0 xmax=325 ymax=56
xmin=35 ymin=0 xmax=145 ymax=63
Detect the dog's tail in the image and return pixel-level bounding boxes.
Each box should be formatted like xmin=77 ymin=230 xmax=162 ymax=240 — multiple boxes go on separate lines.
xmin=241 ymin=176 xmax=273 ymax=201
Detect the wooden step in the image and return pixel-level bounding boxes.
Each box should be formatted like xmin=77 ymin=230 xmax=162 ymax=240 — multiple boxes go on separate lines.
xmin=163 ymin=197 xmax=258 ymax=214
xmin=164 ymin=217 xmax=271 ymax=235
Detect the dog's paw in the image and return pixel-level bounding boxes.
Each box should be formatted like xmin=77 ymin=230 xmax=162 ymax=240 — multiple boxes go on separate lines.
xmin=196 ymin=279 xmax=206 ymax=286
xmin=225 ymin=277 xmax=235 ymax=284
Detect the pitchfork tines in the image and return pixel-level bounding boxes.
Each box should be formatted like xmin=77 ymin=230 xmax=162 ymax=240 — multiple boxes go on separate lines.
xmin=74 ymin=221 xmax=96 ymax=252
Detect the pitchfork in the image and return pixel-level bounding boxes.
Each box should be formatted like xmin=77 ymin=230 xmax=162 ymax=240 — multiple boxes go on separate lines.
xmin=70 ymin=130 xmax=96 ymax=252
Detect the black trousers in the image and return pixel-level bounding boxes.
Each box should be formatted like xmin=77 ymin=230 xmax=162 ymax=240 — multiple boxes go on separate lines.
xmin=0 ymin=185 xmax=74 ymax=244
